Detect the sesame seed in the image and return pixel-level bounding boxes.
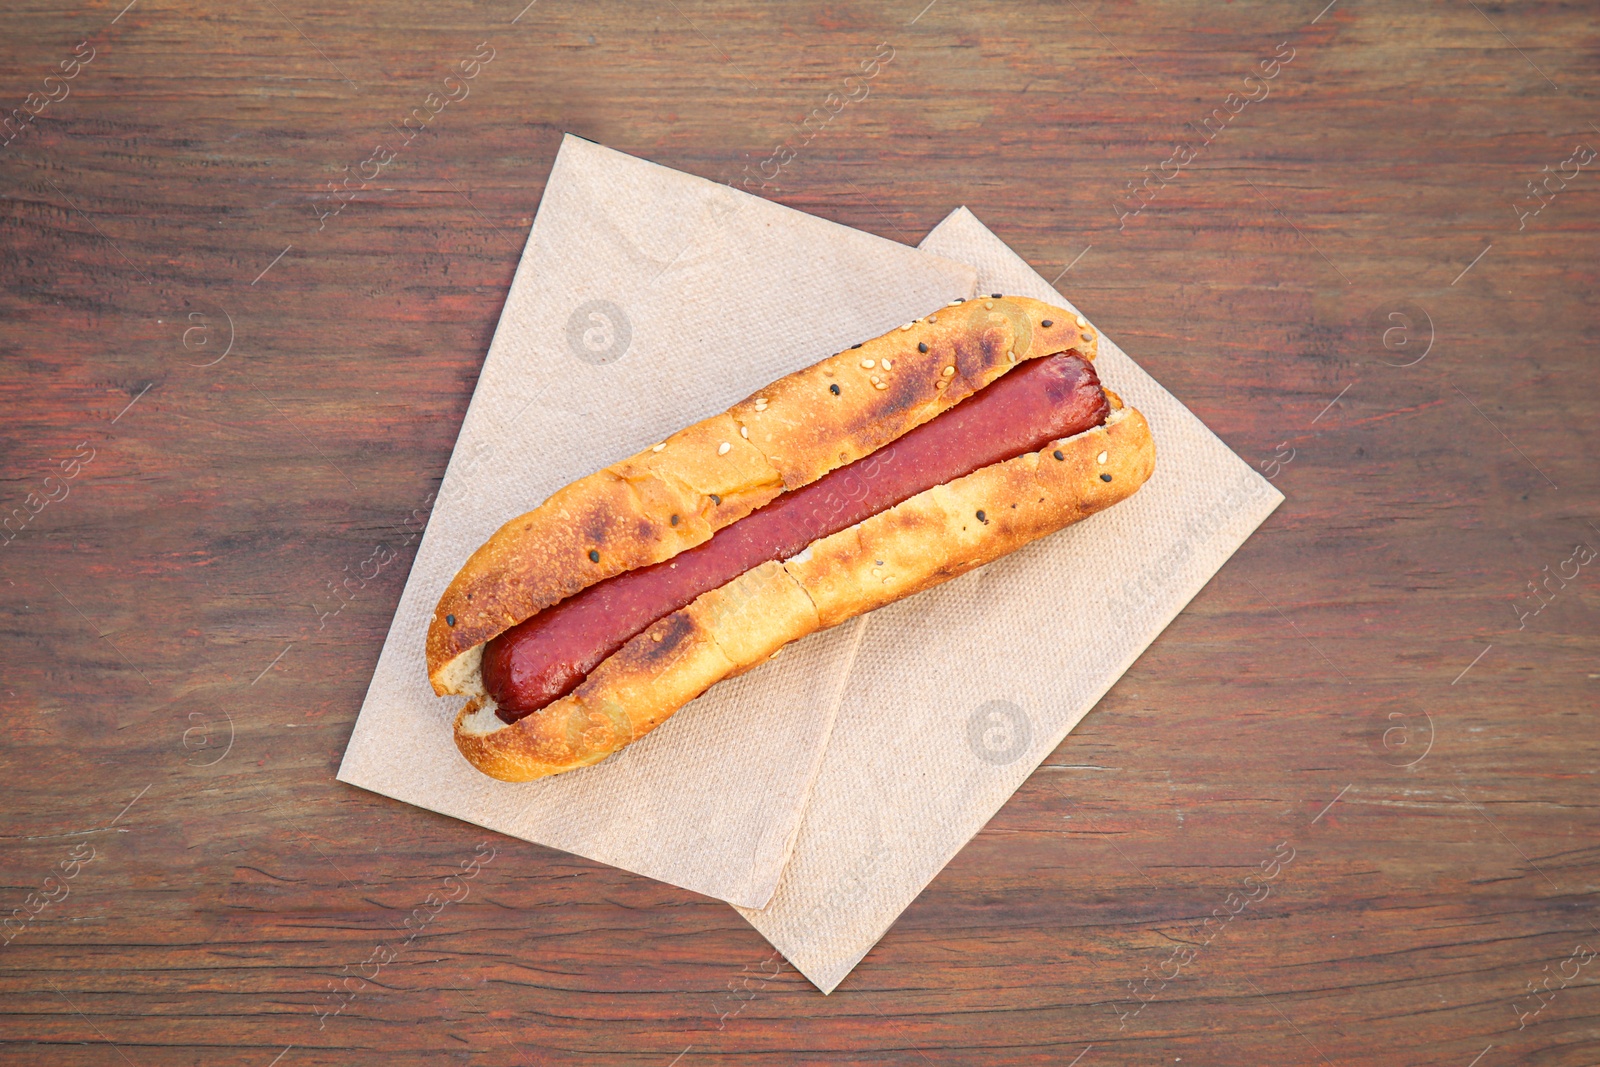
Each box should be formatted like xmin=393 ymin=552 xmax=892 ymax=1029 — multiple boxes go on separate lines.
xmin=652 ymin=442 xmax=666 ymax=452
xmin=871 ymin=567 xmax=882 ymax=577
xmin=652 ymin=632 xmax=662 ymax=642
xmin=1041 ymin=319 xmax=1054 ymax=328
xmin=990 ymin=293 xmax=1002 ymax=299
xmin=1100 ymin=473 xmax=1113 ymax=482
xmin=1081 ymin=332 xmax=1093 ymax=342
xmin=670 ymin=514 xmax=679 ymax=525
xmin=870 ymin=374 xmax=881 ymax=383
xmin=588 ymin=550 xmax=600 ymax=563
xmin=942 ymin=365 xmax=955 ymax=376
xmin=1097 ymin=451 xmax=1108 ymax=464
xmin=1053 ymin=450 xmax=1065 ymax=461
xmin=740 ymin=426 xmax=749 ymax=438
xmin=851 ymin=343 xmax=862 ymax=349
xmin=976 ymin=509 xmax=987 ymax=522
xmin=881 ymin=359 xmax=891 ymax=370
xmin=900 ymin=322 xmax=914 ymax=331
xmin=927 ymin=315 xmax=937 ymax=323
xmin=1075 ymin=314 xmax=1088 ymax=327
xmin=947 ymin=298 xmax=964 ymax=306
xmin=718 ymin=441 xmax=731 ymax=455
xmin=862 ymin=359 xmax=875 ymax=368
xmin=1007 ymin=352 xmax=1017 ymax=362
xmin=445 ymin=614 xmax=455 ymax=626
xmin=984 ymin=300 xmax=994 ymax=309
xmin=710 ymin=494 xmax=721 ymax=505
xmin=918 ymin=342 xmax=929 ymax=353
xmin=830 ymin=383 xmax=841 ymax=395
xmin=874 ymin=381 xmax=887 ymax=390
xmin=935 ymin=379 xmax=948 ymax=389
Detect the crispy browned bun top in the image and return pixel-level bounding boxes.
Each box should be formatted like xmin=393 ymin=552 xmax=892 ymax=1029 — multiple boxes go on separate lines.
xmin=427 ymin=296 xmax=1096 ymax=693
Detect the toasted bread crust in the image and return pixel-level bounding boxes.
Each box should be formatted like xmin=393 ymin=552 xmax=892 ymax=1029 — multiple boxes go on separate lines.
xmin=427 ymin=297 xmax=1096 ymax=693
xmin=452 ymin=406 xmax=1155 ymax=782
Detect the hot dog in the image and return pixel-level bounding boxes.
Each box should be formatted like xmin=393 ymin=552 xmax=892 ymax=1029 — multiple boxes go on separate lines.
xmin=482 ymin=351 xmax=1109 ymax=722
xmin=430 ymin=296 xmax=1156 ymax=782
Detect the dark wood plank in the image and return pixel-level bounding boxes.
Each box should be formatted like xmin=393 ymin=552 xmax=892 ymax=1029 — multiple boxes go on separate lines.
xmin=2 ymin=0 xmax=1596 ymax=1063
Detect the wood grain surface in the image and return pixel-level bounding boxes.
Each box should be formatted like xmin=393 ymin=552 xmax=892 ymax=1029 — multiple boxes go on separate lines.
xmin=2 ymin=0 xmax=1596 ymax=1063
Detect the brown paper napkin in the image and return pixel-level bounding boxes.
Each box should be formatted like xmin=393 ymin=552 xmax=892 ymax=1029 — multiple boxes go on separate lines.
xmin=734 ymin=207 xmax=1284 ymax=992
xmin=337 ymin=135 xmax=977 ymax=909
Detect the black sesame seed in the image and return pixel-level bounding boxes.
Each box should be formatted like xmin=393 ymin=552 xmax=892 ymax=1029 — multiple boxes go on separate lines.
xmin=851 ymin=343 xmax=862 ymax=349
xmin=976 ymin=509 xmax=987 ymax=522
xmin=1053 ymin=450 xmax=1065 ymax=461
xmin=1041 ymin=319 xmax=1054 ymax=328
xmin=1100 ymin=473 xmax=1113 ymax=482
xmin=830 ymin=383 xmax=841 ymax=395
xmin=589 ymin=550 xmax=600 ymax=562
xmin=445 ymin=614 xmax=455 ymax=626
xmin=990 ymin=293 xmax=1002 ymax=298
xmin=670 ymin=514 xmax=679 ymax=526
xmin=710 ymin=494 xmax=721 ymax=505
xmin=917 ymin=342 xmax=928 ymax=353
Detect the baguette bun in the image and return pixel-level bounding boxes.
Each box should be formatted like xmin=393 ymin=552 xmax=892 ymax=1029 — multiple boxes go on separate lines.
xmin=427 ymin=296 xmax=1092 ymax=695
xmin=431 ymin=297 xmax=1156 ymax=782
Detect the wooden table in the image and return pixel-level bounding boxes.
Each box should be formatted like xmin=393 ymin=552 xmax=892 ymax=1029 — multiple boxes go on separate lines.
xmin=3 ymin=1 xmax=1596 ymax=1063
